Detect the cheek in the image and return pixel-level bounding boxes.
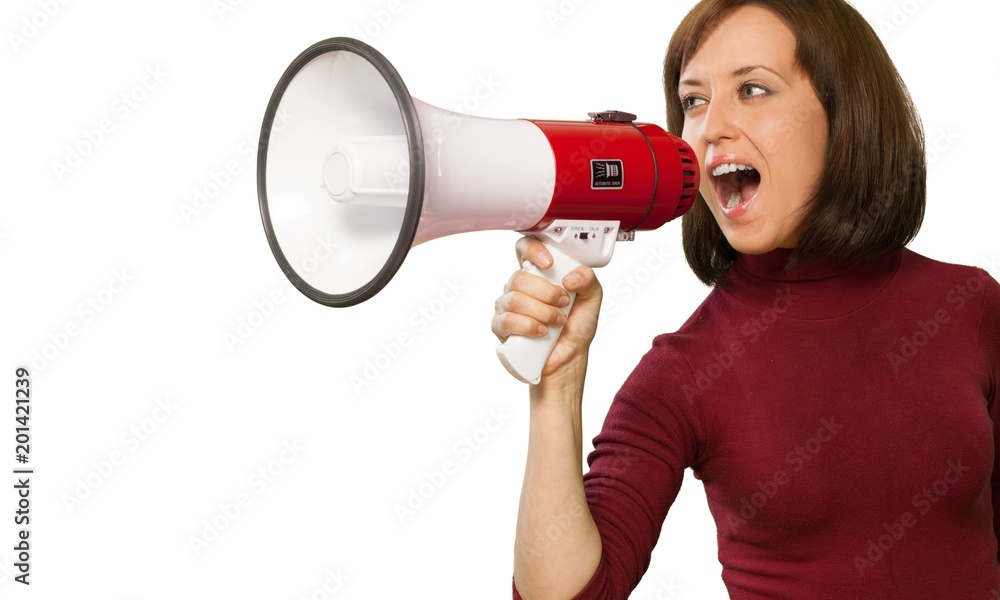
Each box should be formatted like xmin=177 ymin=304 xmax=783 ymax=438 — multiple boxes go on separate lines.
xmin=680 ymin=124 xmax=701 ymax=156
xmin=764 ymin=104 xmax=827 ymax=190
xmin=781 ymin=133 xmax=826 ymax=197
xmin=681 ymin=125 xmax=712 ymax=195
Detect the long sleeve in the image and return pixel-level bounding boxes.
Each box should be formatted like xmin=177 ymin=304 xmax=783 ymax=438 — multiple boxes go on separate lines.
xmin=511 ymin=334 xmax=703 ymax=600
xmin=512 ymin=249 xmax=1000 ymax=599
xmin=571 ymin=335 xmax=705 ymax=598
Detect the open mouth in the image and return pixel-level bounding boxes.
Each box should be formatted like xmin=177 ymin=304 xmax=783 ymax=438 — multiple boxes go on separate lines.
xmin=711 ymin=163 xmax=761 ymax=212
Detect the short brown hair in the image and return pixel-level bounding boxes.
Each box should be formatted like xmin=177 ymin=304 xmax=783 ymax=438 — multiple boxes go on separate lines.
xmin=663 ymin=0 xmax=926 ymax=286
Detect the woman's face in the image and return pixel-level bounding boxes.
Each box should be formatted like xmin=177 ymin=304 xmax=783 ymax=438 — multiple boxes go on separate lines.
xmin=678 ymin=6 xmax=828 ymax=254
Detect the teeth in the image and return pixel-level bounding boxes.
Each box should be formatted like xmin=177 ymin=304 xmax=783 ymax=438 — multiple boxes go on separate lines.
xmin=727 ymin=191 xmax=741 ymax=209
xmin=712 ymin=163 xmax=755 ymax=177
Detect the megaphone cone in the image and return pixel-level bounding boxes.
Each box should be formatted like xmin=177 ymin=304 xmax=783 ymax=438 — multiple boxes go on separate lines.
xmin=257 ymin=37 xmax=700 ymax=383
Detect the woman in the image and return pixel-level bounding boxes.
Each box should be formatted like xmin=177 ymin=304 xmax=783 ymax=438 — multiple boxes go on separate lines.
xmin=493 ymin=0 xmax=1000 ymax=598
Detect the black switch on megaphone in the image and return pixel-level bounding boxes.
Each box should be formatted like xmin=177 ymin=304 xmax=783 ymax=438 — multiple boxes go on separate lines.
xmin=257 ymin=37 xmax=699 ymax=384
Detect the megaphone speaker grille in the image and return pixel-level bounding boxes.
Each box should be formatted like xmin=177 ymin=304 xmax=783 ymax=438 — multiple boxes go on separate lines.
xmin=257 ymin=37 xmax=425 ymax=307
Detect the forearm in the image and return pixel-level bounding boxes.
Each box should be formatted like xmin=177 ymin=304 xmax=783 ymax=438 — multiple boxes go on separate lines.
xmin=513 ymin=357 xmax=602 ymax=599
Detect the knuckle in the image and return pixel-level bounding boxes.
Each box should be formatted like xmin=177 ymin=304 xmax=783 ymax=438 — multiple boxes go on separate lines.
xmin=507 ymin=291 xmax=529 ymax=313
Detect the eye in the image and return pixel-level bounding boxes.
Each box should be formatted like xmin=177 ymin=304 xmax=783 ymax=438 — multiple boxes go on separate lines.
xmin=680 ymin=95 xmax=707 ymax=113
xmin=737 ymin=81 xmax=771 ymax=100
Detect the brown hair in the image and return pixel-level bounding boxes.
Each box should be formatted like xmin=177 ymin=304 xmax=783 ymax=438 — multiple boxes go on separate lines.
xmin=664 ymin=0 xmax=926 ymax=286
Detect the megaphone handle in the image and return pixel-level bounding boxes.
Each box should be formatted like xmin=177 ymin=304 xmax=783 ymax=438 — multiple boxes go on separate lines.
xmin=496 ymin=244 xmax=581 ymax=385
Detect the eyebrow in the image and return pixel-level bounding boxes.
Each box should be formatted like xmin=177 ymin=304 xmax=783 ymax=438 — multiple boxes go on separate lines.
xmin=679 ymin=64 xmax=787 ymax=88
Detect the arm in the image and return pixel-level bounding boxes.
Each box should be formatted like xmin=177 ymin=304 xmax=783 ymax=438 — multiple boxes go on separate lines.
xmin=511 ymin=334 xmax=700 ymax=599
xmin=494 ymin=237 xmax=604 ymax=599
xmin=496 ymin=238 xmax=701 ymax=599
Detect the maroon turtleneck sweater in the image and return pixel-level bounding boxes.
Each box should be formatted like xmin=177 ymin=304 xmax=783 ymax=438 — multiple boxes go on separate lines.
xmin=513 ymin=248 xmax=1000 ymax=599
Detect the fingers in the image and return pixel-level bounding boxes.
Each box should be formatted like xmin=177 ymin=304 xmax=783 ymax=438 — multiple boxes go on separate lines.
xmin=514 ymin=236 xmax=553 ymax=270
xmin=491 ymin=310 xmax=561 ymax=342
xmin=495 ymin=237 xmax=603 ymax=347
xmin=514 ymin=237 xmax=600 ymax=302
xmin=493 ymin=271 xmax=569 ymax=341
xmin=505 ymin=269 xmax=570 ymax=307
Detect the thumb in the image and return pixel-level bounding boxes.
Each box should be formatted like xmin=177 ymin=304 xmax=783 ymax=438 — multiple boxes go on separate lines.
xmin=561 ymin=266 xmax=601 ymax=303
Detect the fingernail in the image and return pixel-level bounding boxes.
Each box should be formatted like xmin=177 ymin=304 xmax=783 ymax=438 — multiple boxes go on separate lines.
xmin=558 ymin=294 xmax=571 ymax=307
xmin=537 ymin=325 xmax=549 ymax=336
xmin=563 ymin=273 xmax=582 ymax=288
xmin=555 ymin=315 xmax=567 ymax=327
xmin=537 ymin=254 xmax=552 ymax=268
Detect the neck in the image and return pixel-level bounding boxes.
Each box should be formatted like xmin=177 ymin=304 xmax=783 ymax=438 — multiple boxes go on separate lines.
xmin=722 ymin=248 xmax=902 ymax=319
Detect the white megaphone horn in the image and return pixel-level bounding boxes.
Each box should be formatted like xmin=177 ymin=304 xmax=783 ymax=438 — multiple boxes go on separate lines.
xmin=257 ymin=37 xmax=700 ymax=384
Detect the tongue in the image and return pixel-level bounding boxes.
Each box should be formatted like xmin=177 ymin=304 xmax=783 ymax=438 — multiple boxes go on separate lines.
xmin=727 ymin=190 xmax=742 ymax=209
xmin=726 ymin=170 xmax=760 ymax=209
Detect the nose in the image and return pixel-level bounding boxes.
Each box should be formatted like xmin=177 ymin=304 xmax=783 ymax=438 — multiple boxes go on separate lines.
xmin=701 ymin=98 xmax=738 ymax=145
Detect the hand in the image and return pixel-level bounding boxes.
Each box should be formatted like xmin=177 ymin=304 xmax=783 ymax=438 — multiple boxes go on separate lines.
xmin=492 ymin=236 xmax=603 ymax=383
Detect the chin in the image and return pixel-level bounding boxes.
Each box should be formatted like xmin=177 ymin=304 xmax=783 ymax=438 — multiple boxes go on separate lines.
xmin=720 ymin=229 xmax=781 ymax=256
xmin=718 ymin=219 xmax=802 ymax=256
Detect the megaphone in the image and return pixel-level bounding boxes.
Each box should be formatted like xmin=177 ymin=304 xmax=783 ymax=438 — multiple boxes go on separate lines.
xmin=257 ymin=37 xmax=699 ymax=384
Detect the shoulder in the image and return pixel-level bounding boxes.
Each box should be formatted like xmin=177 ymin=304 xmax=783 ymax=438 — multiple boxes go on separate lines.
xmin=614 ymin=288 xmax=723 ymax=402
xmin=897 ymin=248 xmax=994 ymax=289
xmin=897 ymin=247 xmax=999 ymax=343
xmin=900 ymin=246 xmax=997 ymax=293
xmin=624 ymin=286 xmax=733 ymax=399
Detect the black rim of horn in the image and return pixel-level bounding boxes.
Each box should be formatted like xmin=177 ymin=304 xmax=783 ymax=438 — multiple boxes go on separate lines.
xmin=257 ymin=37 xmax=425 ymax=307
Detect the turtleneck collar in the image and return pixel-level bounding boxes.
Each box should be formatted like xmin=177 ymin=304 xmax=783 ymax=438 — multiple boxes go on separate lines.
xmin=722 ymin=248 xmax=902 ymax=320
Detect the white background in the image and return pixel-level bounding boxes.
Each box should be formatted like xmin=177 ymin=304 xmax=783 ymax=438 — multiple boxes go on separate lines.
xmin=2 ymin=0 xmax=997 ymax=598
